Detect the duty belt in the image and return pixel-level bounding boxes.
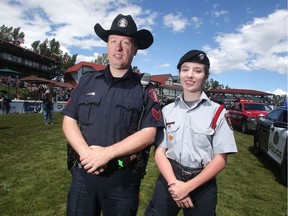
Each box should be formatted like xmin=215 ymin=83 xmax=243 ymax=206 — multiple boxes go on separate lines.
xmin=169 ymin=159 xmax=203 ymax=182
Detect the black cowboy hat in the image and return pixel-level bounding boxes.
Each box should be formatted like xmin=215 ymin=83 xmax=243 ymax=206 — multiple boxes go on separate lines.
xmin=94 ymin=14 xmax=153 ymax=50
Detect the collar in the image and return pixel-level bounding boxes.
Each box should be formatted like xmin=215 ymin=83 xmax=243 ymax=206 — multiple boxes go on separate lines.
xmin=103 ymin=65 xmax=137 ymax=83
xmin=175 ymin=91 xmax=212 ymax=107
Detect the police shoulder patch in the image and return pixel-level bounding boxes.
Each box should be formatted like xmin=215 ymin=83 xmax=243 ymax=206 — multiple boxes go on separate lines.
xmin=148 ymin=87 xmax=160 ymax=103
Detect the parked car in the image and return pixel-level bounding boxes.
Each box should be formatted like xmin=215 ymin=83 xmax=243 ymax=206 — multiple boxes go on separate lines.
xmin=253 ymin=106 xmax=287 ymax=185
xmin=228 ymin=100 xmax=272 ymax=133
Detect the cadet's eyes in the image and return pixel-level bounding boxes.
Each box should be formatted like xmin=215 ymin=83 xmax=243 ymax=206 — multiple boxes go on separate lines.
xmin=180 ymin=67 xmax=204 ymax=73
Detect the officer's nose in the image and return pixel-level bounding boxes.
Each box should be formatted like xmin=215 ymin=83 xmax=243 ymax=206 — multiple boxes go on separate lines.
xmin=115 ymin=42 xmax=123 ymax=51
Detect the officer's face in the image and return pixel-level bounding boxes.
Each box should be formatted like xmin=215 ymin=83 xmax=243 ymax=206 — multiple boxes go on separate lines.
xmin=107 ymin=35 xmax=137 ymax=72
xmin=179 ymin=62 xmax=207 ymax=93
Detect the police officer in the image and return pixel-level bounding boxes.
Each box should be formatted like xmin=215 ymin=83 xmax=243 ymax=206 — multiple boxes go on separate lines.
xmin=145 ymin=50 xmax=238 ymax=216
xmin=61 ymin=14 xmax=164 ymax=216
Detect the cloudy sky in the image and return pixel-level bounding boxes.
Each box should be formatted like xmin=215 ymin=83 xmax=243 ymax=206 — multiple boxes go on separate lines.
xmin=1 ymin=0 xmax=287 ymax=95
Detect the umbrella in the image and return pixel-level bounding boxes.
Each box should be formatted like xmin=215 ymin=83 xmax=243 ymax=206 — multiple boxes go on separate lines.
xmin=47 ymin=80 xmax=74 ymax=88
xmin=0 ymin=68 xmax=21 ymax=75
xmin=20 ymin=75 xmax=51 ymax=84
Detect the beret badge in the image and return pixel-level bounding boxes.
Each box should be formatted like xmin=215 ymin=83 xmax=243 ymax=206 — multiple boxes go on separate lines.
xmin=198 ymin=53 xmax=205 ymax=61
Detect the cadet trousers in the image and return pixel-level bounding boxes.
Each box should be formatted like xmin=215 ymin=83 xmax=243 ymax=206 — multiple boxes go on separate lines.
xmin=144 ymin=175 xmax=217 ymax=216
xmin=66 ymin=164 xmax=141 ymax=216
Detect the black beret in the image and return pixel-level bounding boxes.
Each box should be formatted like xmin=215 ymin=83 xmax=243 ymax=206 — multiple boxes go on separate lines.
xmin=177 ymin=50 xmax=210 ymax=69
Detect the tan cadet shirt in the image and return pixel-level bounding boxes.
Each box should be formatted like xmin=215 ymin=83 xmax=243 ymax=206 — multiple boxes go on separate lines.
xmin=155 ymin=92 xmax=238 ymax=168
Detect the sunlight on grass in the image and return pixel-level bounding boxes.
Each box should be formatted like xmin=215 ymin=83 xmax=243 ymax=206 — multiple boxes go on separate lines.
xmin=0 ymin=113 xmax=287 ymax=216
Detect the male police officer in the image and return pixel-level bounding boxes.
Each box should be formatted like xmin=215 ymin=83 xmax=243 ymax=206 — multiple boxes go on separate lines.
xmin=61 ymin=14 xmax=164 ymax=216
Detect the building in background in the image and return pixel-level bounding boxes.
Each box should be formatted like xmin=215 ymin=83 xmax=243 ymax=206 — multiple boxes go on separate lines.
xmin=0 ymin=38 xmax=61 ymax=78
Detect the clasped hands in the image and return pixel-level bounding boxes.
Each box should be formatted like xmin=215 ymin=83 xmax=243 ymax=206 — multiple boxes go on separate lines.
xmin=80 ymin=145 xmax=111 ymax=174
xmin=168 ymin=180 xmax=194 ymax=209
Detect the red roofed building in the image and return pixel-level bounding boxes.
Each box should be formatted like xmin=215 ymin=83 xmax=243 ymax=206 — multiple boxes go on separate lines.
xmin=151 ymin=74 xmax=182 ymax=102
xmin=64 ymin=61 xmax=106 ymax=86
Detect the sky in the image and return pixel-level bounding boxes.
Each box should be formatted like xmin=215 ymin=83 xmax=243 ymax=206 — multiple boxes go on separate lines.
xmin=0 ymin=0 xmax=287 ymax=95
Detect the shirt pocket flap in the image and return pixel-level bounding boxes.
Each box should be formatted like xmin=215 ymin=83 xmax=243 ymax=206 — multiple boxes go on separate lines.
xmin=192 ymin=125 xmax=214 ymax=135
xmin=166 ymin=122 xmax=180 ymax=133
xmin=78 ymin=94 xmax=101 ymax=105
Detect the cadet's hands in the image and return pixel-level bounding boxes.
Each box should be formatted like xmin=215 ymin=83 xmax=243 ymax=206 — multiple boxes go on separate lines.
xmin=80 ymin=145 xmax=112 ymax=174
xmin=168 ymin=180 xmax=189 ymax=200
xmin=168 ymin=180 xmax=194 ymax=208
xmin=176 ymin=196 xmax=194 ymax=209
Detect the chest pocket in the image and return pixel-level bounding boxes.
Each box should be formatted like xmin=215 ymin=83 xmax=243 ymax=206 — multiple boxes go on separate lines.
xmin=114 ymin=96 xmax=142 ymax=131
xmin=166 ymin=122 xmax=180 ymax=146
xmin=191 ymin=124 xmax=215 ymax=148
xmin=77 ymin=94 xmax=101 ymax=125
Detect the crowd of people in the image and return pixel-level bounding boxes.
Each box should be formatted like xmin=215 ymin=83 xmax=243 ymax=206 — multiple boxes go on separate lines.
xmin=0 ymin=75 xmax=72 ymax=102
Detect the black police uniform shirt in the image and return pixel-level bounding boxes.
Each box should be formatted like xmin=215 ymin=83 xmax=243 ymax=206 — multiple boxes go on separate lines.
xmin=61 ymin=66 xmax=164 ymax=147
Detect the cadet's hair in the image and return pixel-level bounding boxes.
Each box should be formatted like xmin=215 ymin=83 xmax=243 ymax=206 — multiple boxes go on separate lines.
xmin=204 ymin=65 xmax=210 ymax=78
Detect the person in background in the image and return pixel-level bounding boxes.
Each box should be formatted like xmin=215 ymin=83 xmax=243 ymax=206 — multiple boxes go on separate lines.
xmin=145 ymin=50 xmax=238 ymax=216
xmin=61 ymin=14 xmax=164 ymax=216
xmin=1 ymin=93 xmax=11 ymax=114
xmin=42 ymin=93 xmax=54 ymax=125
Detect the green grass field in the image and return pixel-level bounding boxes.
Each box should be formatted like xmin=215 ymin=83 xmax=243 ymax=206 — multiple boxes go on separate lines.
xmin=0 ymin=113 xmax=287 ymax=216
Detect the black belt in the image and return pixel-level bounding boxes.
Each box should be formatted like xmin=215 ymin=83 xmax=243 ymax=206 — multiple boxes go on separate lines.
xmin=169 ymin=159 xmax=203 ymax=182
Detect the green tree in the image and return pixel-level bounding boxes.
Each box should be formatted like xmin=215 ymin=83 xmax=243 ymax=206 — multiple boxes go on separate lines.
xmin=31 ymin=40 xmax=41 ymax=53
xmin=92 ymin=53 xmax=109 ymax=65
xmin=203 ymin=78 xmax=229 ymax=91
xmin=30 ymin=38 xmax=77 ymax=71
xmin=132 ymin=66 xmax=140 ymax=73
xmin=0 ymin=25 xmax=25 ymax=45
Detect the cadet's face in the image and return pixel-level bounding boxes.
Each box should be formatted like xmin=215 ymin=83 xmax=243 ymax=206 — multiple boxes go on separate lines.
xmin=179 ymin=62 xmax=207 ymax=93
xmin=107 ymin=35 xmax=137 ymax=70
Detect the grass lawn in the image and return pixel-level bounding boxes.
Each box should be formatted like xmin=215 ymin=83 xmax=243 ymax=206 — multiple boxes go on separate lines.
xmin=0 ymin=113 xmax=287 ymax=216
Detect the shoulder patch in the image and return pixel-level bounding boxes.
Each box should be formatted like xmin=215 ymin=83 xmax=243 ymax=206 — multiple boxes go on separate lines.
xmin=148 ymin=88 xmax=160 ymax=103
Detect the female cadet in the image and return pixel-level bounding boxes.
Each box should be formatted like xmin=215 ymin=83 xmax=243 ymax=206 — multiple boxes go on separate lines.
xmin=145 ymin=50 xmax=238 ymax=216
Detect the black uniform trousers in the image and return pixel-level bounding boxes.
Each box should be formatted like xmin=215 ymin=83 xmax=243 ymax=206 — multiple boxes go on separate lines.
xmin=145 ymin=175 xmax=217 ymax=216
xmin=66 ymin=164 xmax=141 ymax=216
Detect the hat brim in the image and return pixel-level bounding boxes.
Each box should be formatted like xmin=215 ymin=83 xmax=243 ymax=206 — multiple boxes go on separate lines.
xmin=94 ymin=23 xmax=153 ymax=50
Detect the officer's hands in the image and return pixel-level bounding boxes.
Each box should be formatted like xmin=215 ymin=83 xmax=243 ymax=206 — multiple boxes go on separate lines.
xmin=80 ymin=145 xmax=112 ymax=173
xmin=168 ymin=180 xmax=189 ymax=201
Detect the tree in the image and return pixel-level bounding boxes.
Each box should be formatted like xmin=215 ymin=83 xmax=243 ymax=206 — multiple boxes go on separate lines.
xmin=132 ymin=66 xmax=140 ymax=73
xmin=0 ymin=25 xmax=25 ymax=45
xmin=203 ymin=78 xmax=229 ymax=91
xmin=31 ymin=40 xmax=41 ymax=53
xmin=92 ymin=53 xmax=109 ymax=65
xmin=30 ymin=38 xmax=77 ymax=71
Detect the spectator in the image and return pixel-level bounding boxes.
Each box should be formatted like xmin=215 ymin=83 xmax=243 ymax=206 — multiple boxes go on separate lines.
xmin=42 ymin=93 xmax=54 ymax=125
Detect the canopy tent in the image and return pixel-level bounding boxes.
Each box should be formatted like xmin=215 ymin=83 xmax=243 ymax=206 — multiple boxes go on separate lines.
xmin=0 ymin=68 xmax=21 ymax=75
xmin=20 ymin=75 xmax=51 ymax=84
xmin=47 ymin=80 xmax=75 ymax=88
xmin=20 ymin=75 xmax=73 ymax=88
